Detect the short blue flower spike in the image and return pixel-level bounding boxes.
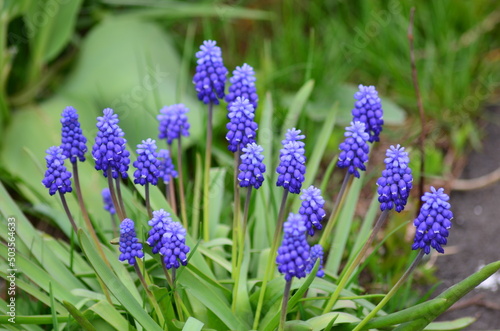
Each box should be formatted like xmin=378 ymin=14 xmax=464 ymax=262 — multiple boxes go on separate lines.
xmin=225 ymin=63 xmax=258 ymax=110
xmin=377 ymin=145 xmax=413 ymax=212
xmin=119 ymin=219 xmax=144 ymax=265
xmin=276 ymin=129 xmax=306 ymax=194
xmin=238 ymin=143 xmax=266 ymax=189
xmin=160 ymin=222 xmax=191 ymax=269
xmin=101 ymin=188 xmax=116 ymax=215
xmin=157 ymin=104 xmax=190 ymax=145
xmin=147 ymin=209 xmax=173 ymax=254
xmin=157 ymin=149 xmax=178 ymax=184
xmin=299 ymin=186 xmax=326 ymax=236
xmin=337 ymin=121 xmax=370 ymax=178
xmin=276 ymin=213 xmax=310 ymax=281
xmin=92 ymin=108 xmax=130 ymax=179
xmin=352 ymin=85 xmax=384 ymax=143
xmin=226 ymin=97 xmax=258 ymax=153
xmin=412 ymin=187 xmax=453 ymax=254
xmin=306 ymin=244 xmax=325 ymax=278
xmin=133 ymin=138 xmax=161 ymax=186
xmin=60 ymin=106 xmax=87 ymax=163
xmin=42 ymin=146 xmax=72 ymax=196
xmin=193 ymin=40 xmax=228 ymax=105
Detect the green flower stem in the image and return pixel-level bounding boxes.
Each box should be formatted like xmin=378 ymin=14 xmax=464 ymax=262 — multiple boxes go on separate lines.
xmin=167 ymin=179 xmax=178 ymax=215
xmin=253 ymin=189 xmax=289 ymax=329
xmin=134 ymin=260 xmax=166 ymax=326
xmin=145 ymin=183 xmax=152 ymax=218
xmin=319 ymin=172 xmax=351 ymax=247
xmin=323 ymin=209 xmax=390 ymax=314
xmin=278 ymin=279 xmax=293 ymax=331
xmin=353 ymin=249 xmax=425 ymax=331
xmin=177 ymin=138 xmax=188 ymax=229
xmin=115 ymin=176 xmax=127 ymax=219
xmin=107 ymin=168 xmax=124 ymax=220
xmin=59 ymin=192 xmax=78 ymax=234
xmin=161 ymin=260 xmax=184 ymax=322
xmin=231 ymin=149 xmax=242 ymax=312
xmin=203 ymin=102 xmax=213 ymax=242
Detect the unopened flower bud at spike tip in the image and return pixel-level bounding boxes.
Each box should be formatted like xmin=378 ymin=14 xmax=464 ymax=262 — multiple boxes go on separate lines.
xmin=160 ymin=221 xmax=191 ymax=269
xmin=238 ymin=143 xmax=266 ymax=189
xmin=60 ymin=106 xmax=87 ymax=163
xmin=157 ymin=104 xmax=190 ymax=145
xmin=412 ymin=187 xmax=453 ymax=254
xmin=337 ymin=121 xmax=370 ymax=178
xmin=119 ymin=219 xmax=144 ymax=265
xmin=193 ymin=40 xmax=228 ymax=105
xmin=300 ymin=186 xmax=326 ymax=236
xmin=133 ymin=138 xmax=161 ymax=186
xmin=377 ymin=144 xmax=413 ymax=212
xmin=276 ymin=129 xmax=306 ymax=194
xmin=352 ymin=84 xmax=384 ymax=143
xmin=42 ymin=146 xmax=73 ymax=196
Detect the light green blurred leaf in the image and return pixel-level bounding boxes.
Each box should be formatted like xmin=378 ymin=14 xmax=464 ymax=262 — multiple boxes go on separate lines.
xmin=307 ymin=312 xmax=360 ymax=330
xmin=182 ymin=317 xmax=204 ymax=331
xmin=282 ymin=80 xmax=314 ymax=133
xmin=88 ymin=300 xmax=133 ymax=331
xmin=424 ymin=317 xmax=476 ymax=330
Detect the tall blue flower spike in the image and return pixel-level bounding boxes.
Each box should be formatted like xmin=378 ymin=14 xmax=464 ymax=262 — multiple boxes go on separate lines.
xmin=193 ymin=40 xmax=228 ymax=105
xmin=60 ymin=106 xmax=87 ymax=163
xmin=157 ymin=104 xmax=190 ymax=145
xmin=101 ymin=188 xmax=116 ymax=215
xmin=92 ymin=108 xmax=130 ymax=178
xmin=133 ymin=138 xmax=161 ymax=186
xmin=226 ymin=97 xmax=258 ymax=153
xmin=238 ymin=143 xmax=266 ymax=189
xmin=306 ymin=244 xmax=325 ymax=278
xmin=157 ymin=149 xmax=178 ymax=184
xmin=337 ymin=121 xmax=370 ymax=178
xmin=412 ymin=187 xmax=453 ymax=254
xmin=147 ymin=209 xmax=172 ymax=254
xmin=225 ymin=63 xmax=258 ymax=110
xmin=299 ymin=186 xmax=326 ymax=236
xmin=42 ymin=146 xmax=72 ymax=196
xmin=160 ymin=222 xmax=191 ymax=269
xmin=276 ymin=129 xmax=306 ymax=194
xmin=276 ymin=213 xmax=310 ymax=281
xmin=377 ymin=145 xmax=413 ymax=212
xmin=352 ymin=85 xmax=384 ymax=143
xmin=119 ymin=219 xmax=144 ymax=265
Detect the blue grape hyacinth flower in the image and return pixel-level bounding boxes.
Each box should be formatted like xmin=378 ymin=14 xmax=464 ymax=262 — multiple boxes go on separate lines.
xmin=238 ymin=143 xmax=266 ymax=189
xmin=225 ymin=63 xmax=258 ymax=110
xmin=60 ymin=106 xmax=87 ymax=163
xmin=101 ymin=188 xmax=116 ymax=215
xmin=157 ymin=104 xmax=190 ymax=145
xmin=92 ymin=108 xmax=130 ymax=179
xmin=276 ymin=129 xmax=306 ymax=194
xmin=352 ymin=85 xmax=384 ymax=143
xmin=119 ymin=219 xmax=144 ymax=265
xmin=160 ymin=221 xmax=191 ymax=269
xmin=147 ymin=209 xmax=172 ymax=254
xmin=412 ymin=187 xmax=453 ymax=254
xmin=299 ymin=186 xmax=326 ymax=236
xmin=306 ymin=244 xmax=325 ymax=278
xmin=377 ymin=145 xmax=413 ymax=212
xmin=276 ymin=213 xmax=310 ymax=281
xmin=226 ymin=97 xmax=258 ymax=153
xmin=193 ymin=40 xmax=228 ymax=105
xmin=42 ymin=146 xmax=73 ymax=196
xmin=133 ymin=138 xmax=161 ymax=186
xmin=157 ymin=149 xmax=178 ymax=184
xmin=337 ymin=121 xmax=370 ymax=178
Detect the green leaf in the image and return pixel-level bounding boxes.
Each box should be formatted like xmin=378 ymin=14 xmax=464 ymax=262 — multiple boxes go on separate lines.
xmin=307 ymin=312 xmax=360 ymax=330
xmin=182 ymin=317 xmax=204 ymax=331
xmin=62 ymin=301 xmax=96 ymax=331
xmin=282 ymin=80 xmax=315 ymax=133
xmin=88 ymin=301 xmax=134 ymax=331
xmin=424 ymin=317 xmax=476 ymax=330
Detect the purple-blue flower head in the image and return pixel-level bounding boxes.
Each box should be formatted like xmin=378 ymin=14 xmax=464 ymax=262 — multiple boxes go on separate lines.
xmin=225 ymin=97 xmax=258 ymax=153
xmin=377 ymin=145 xmax=413 ymax=212
xmin=225 ymin=63 xmax=258 ymax=110
xmin=42 ymin=146 xmax=73 ymax=196
xmin=299 ymin=186 xmax=326 ymax=236
xmin=193 ymin=40 xmax=228 ymax=105
xmin=101 ymin=188 xmax=116 ymax=215
xmin=119 ymin=219 xmax=144 ymax=265
xmin=352 ymin=85 xmax=384 ymax=143
xmin=60 ymin=106 xmax=87 ymax=163
xmin=133 ymin=138 xmax=161 ymax=186
xmin=337 ymin=121 xmax=370 ymax=178
xmin=276 ymin=213 xmax=310 ymax=281
xmin=92 ymin=108 xmax=130 ymax=179
xmin=147 ymin=209 xmax=172 ymax=254
xmin=160 ymin=221 xmax=191 ymax=269
xmin=238 ymin=143 xmax=266 ymax=189
xmin=157 ymin=104 xmax=190 ymax=145
xmin=276 ymin=129 xmax=306 ymax=194
xmin=306 ymin=244 xmax=325 ymax=278
xmin=412 ymin=187 xmax=453 ymax=254
xmin=157 ymin=149 xmax=178 ymax=184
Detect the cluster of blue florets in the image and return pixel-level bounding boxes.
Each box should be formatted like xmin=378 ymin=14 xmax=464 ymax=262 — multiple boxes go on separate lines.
xmin=101 ymin=188 xmax=116 ymax=215
xmin=133 ymin=139 xmax=161 ymax=186
xmin=299 ymin=186 xmax=326 ymax=236
xmin=337 ymin=121 xmax=370 ymax=178
xmin=225 ymin=97 xmax=258 ymax=153
xmin=157 ymin=149 xmax=178 ymax=184
xmin=60 ymin=106 xmax=87 ymax=163
xmin=119 ymin=219 xmax=144 ymax=265
xmin=276 ymin=129 xmax=306 ymax=194
xmin=157 ymin=104 xmax=190 ymax=145
xmin=193 ymin=40 xmax=228 ymax=104
xmin=160 ymin=221 xmax=191 ymax=269
xmin=42 ymin=146 xmax=73 ymax=196
xmin=238 ymin=143 xmax=266 ymax=189
xmin=147 ymin=209 xmax=172 ymax=254
xmin=225 ymin=63 xmax=258 ymax=110
xmin=352 ymin=85 xmax=384 ymax=143
xmin=306 ymin=244 xmax=325 ymax=278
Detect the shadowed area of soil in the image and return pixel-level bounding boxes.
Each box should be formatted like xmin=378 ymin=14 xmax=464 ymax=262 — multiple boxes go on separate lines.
xmin=433 ymin=106 xmax=500 ymax=330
